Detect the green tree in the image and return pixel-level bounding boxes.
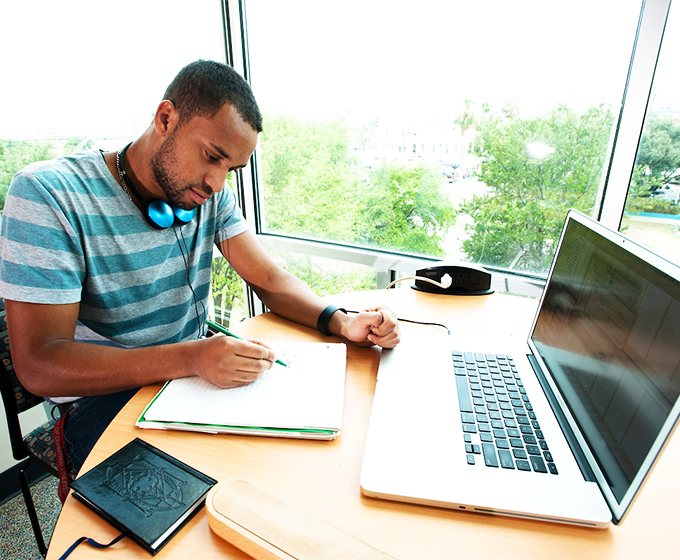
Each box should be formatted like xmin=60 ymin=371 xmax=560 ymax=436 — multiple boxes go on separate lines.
xmin=260 ymin=113 xmax=357 ymax=243
xmin=259 ymin=112 xmax=456 ymax=256
xmin=625 ymin=115 xmax=680 ymax=214
xmin=211 ymin=255 xmax=245 ymax=326
xmin=455 ymin=99 xmax=478 ymax=164
xmin=460 ymin=104 xmax=614 ymax=272
xmin=355 ymin=162 xmax=455 ymax=256
xmin=636 ymin=116 xmax=680 ymax=185
xmin=0 ymin=139 xmax=53 ymax=210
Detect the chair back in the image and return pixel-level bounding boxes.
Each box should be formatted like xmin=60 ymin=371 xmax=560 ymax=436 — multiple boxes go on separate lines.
xmin=0 ymin=299 xmax=45 ymax=460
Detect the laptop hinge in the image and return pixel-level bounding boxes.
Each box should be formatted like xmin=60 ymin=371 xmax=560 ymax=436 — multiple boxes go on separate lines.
xmin=527 ymin=354 xmax=597 ymax=483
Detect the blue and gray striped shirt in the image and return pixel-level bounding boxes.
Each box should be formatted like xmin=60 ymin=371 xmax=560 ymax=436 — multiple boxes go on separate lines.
xmin=0 ymin=149 xmax=248 ymax=349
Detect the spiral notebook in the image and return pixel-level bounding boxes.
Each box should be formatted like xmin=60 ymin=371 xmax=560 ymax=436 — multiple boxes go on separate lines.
xmin=136 ymin=341 xmax=347 ymax=440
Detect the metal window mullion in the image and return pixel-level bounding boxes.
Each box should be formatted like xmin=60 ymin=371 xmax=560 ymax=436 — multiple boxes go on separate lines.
xmin=221 ymin=0 xmax=264 ymax=318
xmin=598 ymin=0 xmax=671 ymax=230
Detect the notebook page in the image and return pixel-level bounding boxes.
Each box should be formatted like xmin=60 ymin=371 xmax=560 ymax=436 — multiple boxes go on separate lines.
xmin=141 ymin=341 xmax=347 ymax=430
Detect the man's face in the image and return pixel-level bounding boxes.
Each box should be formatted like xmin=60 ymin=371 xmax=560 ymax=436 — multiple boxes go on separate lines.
xmin=150 ymin=103 xmax=258 ymax=210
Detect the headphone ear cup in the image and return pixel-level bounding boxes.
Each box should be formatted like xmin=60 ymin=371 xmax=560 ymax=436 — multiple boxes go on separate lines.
xmin=148 ymin=199 xmax=175 ymax=229
xmin=173 ymin=207 xmax=196 ymax=224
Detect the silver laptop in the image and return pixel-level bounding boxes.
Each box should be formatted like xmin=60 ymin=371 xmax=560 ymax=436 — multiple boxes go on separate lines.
xmin=360 ymin=210 xmax=680 ymax=527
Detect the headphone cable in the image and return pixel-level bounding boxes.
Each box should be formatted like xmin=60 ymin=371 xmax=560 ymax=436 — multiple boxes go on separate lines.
xmin=345 ymin=309 xmax=451 ymax=335
xmin=173 ymin=224 xmax=207 ymax=337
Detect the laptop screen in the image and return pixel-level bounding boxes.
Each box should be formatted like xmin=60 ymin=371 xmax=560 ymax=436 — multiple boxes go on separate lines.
xmin=530 ymin=212 xmax=680 ymax=519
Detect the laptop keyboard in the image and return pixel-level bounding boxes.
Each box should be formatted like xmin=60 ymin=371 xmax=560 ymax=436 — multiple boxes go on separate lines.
xmin=452 ymin=351 xmax=558 ymax=475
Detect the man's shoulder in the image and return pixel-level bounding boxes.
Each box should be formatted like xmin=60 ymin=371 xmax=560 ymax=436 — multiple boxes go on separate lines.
xmin=19 ymin=149 xmax=106 ymax=179
xmin=12 ymin=150 xmax=113 ymax=199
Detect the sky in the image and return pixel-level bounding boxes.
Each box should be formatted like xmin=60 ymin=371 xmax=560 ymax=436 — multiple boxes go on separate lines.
xmin=0 ymin=0 xmax=677 ymax=139
xmin=0 ymin=1 xmax=225 ymax=138
xmin=245 ymin=0 xmax=648 ymax=122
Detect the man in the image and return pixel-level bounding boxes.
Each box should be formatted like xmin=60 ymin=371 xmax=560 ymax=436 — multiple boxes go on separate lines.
xmin=0 ymin=60 xmax=400 ymax=473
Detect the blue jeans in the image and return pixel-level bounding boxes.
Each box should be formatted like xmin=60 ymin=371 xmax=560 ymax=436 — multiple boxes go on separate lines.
xmin=62 ymin=388 xmax=140 ymax=474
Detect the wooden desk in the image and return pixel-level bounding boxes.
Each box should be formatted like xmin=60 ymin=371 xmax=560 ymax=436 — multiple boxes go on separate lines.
xmin=46 ymin=289 xmax=680 ymax=559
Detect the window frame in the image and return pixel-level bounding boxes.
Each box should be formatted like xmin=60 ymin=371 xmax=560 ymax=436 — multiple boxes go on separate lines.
xmin=597 ymin=0 xmax=672 ymax=228
xmin=221 ymin=0 xmax=672 ymax=315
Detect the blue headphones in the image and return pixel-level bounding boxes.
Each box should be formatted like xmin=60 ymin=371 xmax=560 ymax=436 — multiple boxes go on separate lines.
xmin=116 ymin=142 xmax=195 ymax=229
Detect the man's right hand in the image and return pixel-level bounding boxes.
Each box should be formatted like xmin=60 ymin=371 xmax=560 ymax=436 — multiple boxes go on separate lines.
xmin=4 ymin=299 xmax=276 ymax=398
xmin=194 ymin=333 xmax=277 ymax=388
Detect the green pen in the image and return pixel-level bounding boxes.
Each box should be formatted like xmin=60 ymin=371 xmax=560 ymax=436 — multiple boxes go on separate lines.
xmin=205 ymin=319 xmax=288 ymax=367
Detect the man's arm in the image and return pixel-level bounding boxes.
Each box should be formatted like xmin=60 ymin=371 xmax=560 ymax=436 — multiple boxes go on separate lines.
xmin=6 ymin=231 xmax=399 ymax=398
xmin=5 ymin=300 xmax=279 ymax=397
xmin=218 ymin=230 xmax=401 ymax=348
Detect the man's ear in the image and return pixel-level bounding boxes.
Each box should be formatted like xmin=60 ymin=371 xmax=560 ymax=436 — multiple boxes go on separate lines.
xmin=154 ymin=100 xmax=180 ymax=138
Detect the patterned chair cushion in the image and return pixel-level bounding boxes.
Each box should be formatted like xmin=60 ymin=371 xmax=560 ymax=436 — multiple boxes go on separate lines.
xmin=24 ymin=418 xmax=60 ymax=471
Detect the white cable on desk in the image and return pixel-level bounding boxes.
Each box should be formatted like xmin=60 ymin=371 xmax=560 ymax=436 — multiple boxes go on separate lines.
xmin=384 ymin=275 xmax=452 ymax=291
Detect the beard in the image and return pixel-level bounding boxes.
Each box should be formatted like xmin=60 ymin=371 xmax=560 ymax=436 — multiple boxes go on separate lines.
xmin=150 ymin=132 xmax=211 ymax=210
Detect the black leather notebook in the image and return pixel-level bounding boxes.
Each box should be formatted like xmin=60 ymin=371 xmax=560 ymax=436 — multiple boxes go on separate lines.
xmin=70 ymin=438 xmax=217 ymax=555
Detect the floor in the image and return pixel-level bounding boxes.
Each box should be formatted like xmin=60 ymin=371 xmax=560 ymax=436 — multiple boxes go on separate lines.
xmin=0 ymin=476 xmax=61 ymax=559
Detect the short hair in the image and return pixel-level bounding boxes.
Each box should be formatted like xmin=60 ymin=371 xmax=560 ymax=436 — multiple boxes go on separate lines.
xmin=163 ymin=60 xmax=263 ymax=132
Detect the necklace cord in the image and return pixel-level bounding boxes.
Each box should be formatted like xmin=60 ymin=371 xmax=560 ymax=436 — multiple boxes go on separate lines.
xmin=116 ymin=142 xmax=148 ymax=206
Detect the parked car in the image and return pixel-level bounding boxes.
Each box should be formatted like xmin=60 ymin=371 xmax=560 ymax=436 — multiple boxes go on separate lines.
xmin=441 ymin=164 xmax=460 ymax=182
xmin=651 ymin=184 xmax=680 ymax=204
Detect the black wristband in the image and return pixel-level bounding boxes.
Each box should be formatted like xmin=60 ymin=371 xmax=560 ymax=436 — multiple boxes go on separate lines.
xmin=316 ymin=304 xmax=346 ymax=336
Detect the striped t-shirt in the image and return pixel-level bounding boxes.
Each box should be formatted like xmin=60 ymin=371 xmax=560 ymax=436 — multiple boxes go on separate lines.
xmin=0 ymin=149 xmax=248 ymax=349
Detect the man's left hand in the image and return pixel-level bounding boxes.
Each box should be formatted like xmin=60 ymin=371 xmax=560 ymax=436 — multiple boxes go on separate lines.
xmin=339 ymin=305 xmax=400 ymax=348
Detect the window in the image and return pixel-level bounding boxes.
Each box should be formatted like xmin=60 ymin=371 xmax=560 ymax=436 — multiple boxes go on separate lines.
xmin=244 ymin=0 xmax=645 ymax=284
xmin=0 ymin=2 xmax=225 ymax=148
xmin=0 ymin=1 xmax=246 ymax=324
xmin=621 ymin=0 xmax=680 ymax=264
xmin=1 ymin=1 xmax=676 ymax=325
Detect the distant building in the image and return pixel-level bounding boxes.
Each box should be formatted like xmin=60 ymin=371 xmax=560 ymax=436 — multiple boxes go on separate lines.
xmin=352 ymin=118 xmax=477 ymax=175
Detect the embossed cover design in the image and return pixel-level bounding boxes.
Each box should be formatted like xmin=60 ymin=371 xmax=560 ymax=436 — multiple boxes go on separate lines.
xmin=70 ymin=438 xmax=217 ymax=555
